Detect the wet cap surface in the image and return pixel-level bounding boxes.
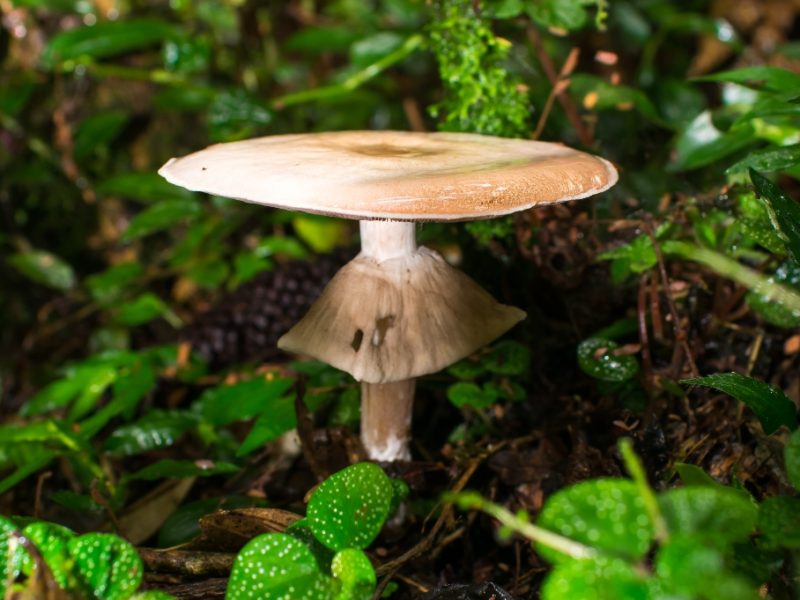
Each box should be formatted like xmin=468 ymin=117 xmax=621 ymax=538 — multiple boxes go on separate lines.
xmin=159 ymin=130 xmax=618 ymax=221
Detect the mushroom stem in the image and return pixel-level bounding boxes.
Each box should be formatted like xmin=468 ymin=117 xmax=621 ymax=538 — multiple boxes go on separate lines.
xmin=359 ymin=220 xmax=418 ymax=461
xmin=361 ymin=379 xmax=415 ymax=461
xmin=359 ymin=220 xmax=416 ymax=260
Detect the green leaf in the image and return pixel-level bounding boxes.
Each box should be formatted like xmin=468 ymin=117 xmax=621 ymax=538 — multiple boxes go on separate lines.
xmin=24 ymin=363 xmax=116 ymax=416
xmin=238 ymin=395 xmax=297 ymax=456
xmin=291 ymin=215 xmax=347 ymax=253
xmin=123 ymin=198 xmax=202 ymax=240
xmin=577 ymin=338 xmax=639 ymax=383
xmin=447 ymin=382 xmax=498 ymax=409
xmin=113 ymin=293 xmax=177 ymax=327
xmin=80 ymin=363 xmax=157 ymax=439
xmin=130 ymin=592 xmax=177 ymax=600
xmin=653 ymin=535 xmax=758 ymax=600
xmin=541 ymin=556 xmax=648 ymax=600
xmin=0 ymin=517 xmax=19 ymax=597
xmin=786 ymin=429 xmax=800 ymax=490
xmin=484 ymin=340 xmax=530 ymax=375
xmin=69 ymin=533 xmax=143 ymax=600
xmin=759 ymin=496 xmax=800 ymax=549
xmin=307 ymin=463 xmax=394 ymax=551
xmin=97 ymin=172 xmax=196 ymax=204
xmin=697 ymin=66 xmax=800 ymax=93
xmin=18 ymin=522 xmax=78 ymax=592
xmin=658 ymin=486 xmax=757 ymax=549
xmin=8 ymin=250 xmax=76 ymax=290
xmin=597 ymin=235 xmax=657 ymax=275
xmin=227 ymin=533 xmax=333 ymax=599
xmin=128 ymin=459 xmax=238 ymax=481
xmin=198 ymin=377 xmax=294 ymax=426
xmin=104 ymin=410 xmax=199 ymax=456
xmin=527 ymin=0 xmax=594 ymax=30
xmin=350 ymin=32 xmax=405 ymax=67
xmin=86 ymin=262 xmax=145 ymax=304
xmin=671 ymin=111 xmax=756 ymax=171
xmin=73 ymin=110 xmax=129 ymax=161
xmin=682 ymin=372 xmax=797 ymax=434
xmin=42 ymin=19 xmax=178 ymax=68
xmin=750 ymin=168 xmax=800 ymax=264
xmin=331 ymin=549 xmax=376 ymax=600
xmin=536 ymin=478 xmax=654 ymax=563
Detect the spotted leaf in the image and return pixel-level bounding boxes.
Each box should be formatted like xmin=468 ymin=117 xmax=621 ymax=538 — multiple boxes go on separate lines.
xmin=536 ymin=478 xmax=654 ymax=564
xmin=307 ymin=463 xmax=393 ymax=551
xmin=331 ymin=549 xmax=375 ymax=600
xmin=68 ymin=533 xmax=143 ymax=600
xmin=226 ymin=533 xmax=333 ymax=600
xmin=18 ymin=522 xmax=78 ymax=591
xmin=658 ymin=487 xmax=757 ymax=550
xmin=0 ymin=516 xmax=19 ymax=597
xmin=577 ymin=338 xmax=639 ymax=382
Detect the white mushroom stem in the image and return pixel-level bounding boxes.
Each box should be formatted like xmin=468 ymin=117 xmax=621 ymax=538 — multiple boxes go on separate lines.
xmin=359 ymin=220 xmax=417 ymax=461
xmin=361 ymin=379 xmax=415 ymax=462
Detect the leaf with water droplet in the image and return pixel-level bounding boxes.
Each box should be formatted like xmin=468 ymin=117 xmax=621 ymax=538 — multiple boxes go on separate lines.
xmin=68 ymin=533 xmax=142 ymax=599
xmin=578 ymin=338 xmax=639 ymax=382
xmin=536 ymin=478 xmax=654 ymax=564
xmin=307 ymin=463 xmax=393 ymax=551
xmin=227 ymin=533 xmax=333 ymax=599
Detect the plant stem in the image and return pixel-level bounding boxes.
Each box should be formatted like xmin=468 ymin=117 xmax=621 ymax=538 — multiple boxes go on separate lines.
xmin=453 ymin=492 xmax=597 ymax=560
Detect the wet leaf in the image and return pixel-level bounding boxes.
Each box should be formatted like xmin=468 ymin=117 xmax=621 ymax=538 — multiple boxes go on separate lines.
xmin=658 ymin=486 xmax=757 ymax=549
xmin=682 ymin=372 xmax=797 ymax=434
xmin=750 ymin=168 xmax=800 ymax=264
xmin=69 ymin=533 xmax=143 ymax=600
xmin=227 ymin=533 xmax=333 ymax=599
xmin=307 ymin=463 xmax=394 ymax=551
xmin=728 ymin=144 xmax=800 ymax=176
xmin=759 ymin=496 xmax=800 ymax=549
xmin=577 ymin=338 xmax=639 ymax=382
xmin=104 ymin=409 xmax=199 ymax=455
xmin=536 ymin=478 xmax=654 ymax=563
xmin=8 ymin=249 xmax=76 ymax=290
xmin=747 ymin=261 xmax=800 ymax=328
xmin=331 ymin=549 xmax=375 ymax=600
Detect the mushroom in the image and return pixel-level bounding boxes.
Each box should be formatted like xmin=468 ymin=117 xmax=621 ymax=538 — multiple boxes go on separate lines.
xmin=159 ymin=131 xmax=618 ymax=461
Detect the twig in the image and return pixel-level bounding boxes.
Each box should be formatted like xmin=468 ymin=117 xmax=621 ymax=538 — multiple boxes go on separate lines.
xmin=533 ymin=49 xmax=579 ymax=140
xmin=526 ymin=27 xmax=593 ymax=147
xmin=139 ymin=548 xmax=235 ymax=577
xmin=637 ymin=274 xmax=653 ymax=386
xmin=643 ymin=220 xmax=699 ymax=379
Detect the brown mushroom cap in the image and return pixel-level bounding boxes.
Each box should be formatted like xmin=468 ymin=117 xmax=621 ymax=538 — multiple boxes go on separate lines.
xmin=159 ymin=130 xmax=617 ymax=221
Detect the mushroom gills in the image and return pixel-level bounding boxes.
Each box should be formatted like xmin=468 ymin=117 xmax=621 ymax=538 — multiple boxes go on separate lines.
xmin=277 ymin=247 xmax=525 ymax=384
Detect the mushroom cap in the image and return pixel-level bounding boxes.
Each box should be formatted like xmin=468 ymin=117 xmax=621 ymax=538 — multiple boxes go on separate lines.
xmin=159 ymin=131 xmax=617 ymax=221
